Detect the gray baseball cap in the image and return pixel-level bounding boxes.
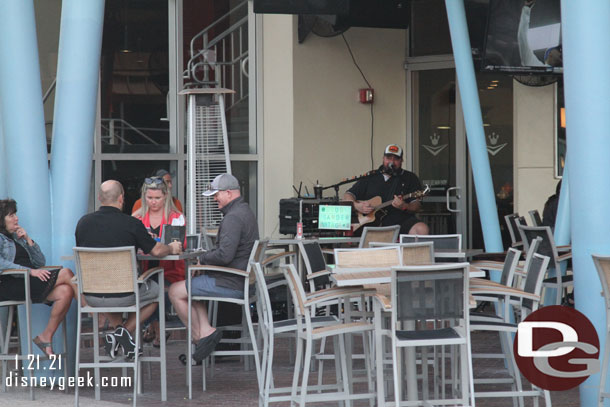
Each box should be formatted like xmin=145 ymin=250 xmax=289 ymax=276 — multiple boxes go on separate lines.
xmin=203 ymin=173 xmax=240 ymax=196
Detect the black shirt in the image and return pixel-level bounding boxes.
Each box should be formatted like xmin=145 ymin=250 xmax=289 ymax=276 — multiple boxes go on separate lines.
xmin=75 ymin=206 xmax=157 ymax=254
xmin=12 ymin=237 xmax=34 ymax=269
xmin=346 ymin=167 xmax=423 ymax=225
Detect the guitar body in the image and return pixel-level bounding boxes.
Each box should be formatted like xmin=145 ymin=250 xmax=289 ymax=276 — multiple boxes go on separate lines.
xmin=351 ymin=186 xmax=430 ymax=232
xmin=352 ymin=196 xmax=388 ymax=231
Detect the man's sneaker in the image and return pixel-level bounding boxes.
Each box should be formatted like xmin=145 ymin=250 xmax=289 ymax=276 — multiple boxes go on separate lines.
xmin=103 ymin=333 xmax=119 ymax=358
xmin=114 ymin=326 xmax=136 ymax=359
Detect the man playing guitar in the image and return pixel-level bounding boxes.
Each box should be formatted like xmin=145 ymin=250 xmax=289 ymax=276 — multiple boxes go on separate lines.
xmin=343 ymin=144 xmax=429 ymax=235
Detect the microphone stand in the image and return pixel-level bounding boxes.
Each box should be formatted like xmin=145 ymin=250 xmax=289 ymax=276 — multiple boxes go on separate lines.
xmin=320 ymin=169 xmax=385 ymax=200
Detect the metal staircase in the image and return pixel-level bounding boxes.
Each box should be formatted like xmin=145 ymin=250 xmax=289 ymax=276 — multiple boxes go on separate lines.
xmin=183 ymin=1 xmax=249 ymax=234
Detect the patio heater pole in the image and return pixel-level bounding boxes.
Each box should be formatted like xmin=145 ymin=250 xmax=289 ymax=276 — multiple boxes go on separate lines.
xmin=445 ymin=0 xmax=503 ymax=265
xmin=561 ymin=0 xmax=610 ymax=404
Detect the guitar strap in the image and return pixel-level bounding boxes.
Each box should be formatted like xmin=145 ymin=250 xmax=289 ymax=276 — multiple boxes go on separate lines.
xmin=384 ymin=173 xmax=403 ymax=203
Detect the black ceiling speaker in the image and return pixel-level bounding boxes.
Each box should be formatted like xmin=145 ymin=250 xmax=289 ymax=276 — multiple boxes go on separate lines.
xmin=253 ymin=0 xmax=349 ymax=15
xmin=335 ymin=0 xmax=410 ymax=30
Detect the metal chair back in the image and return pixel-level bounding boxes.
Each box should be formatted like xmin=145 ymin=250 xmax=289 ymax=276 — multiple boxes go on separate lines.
xmin=359 ymin=225 xmax=400 ymax=248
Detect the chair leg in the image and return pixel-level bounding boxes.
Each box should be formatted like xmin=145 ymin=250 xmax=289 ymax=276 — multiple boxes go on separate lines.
xmin=244 ymin=300 xmax=262 ymax=389
xmin=74 ymin=309 xmax=82 ymax=407
xmin=299 ymin=337 xmax=314 ymax=407
xmin=291 ymin=336 xmax=304 ymax=407
xmin=92 ymin=312 xmax=101 ymax=400
xmin=337 ymin=334 xmax=351 ymax=407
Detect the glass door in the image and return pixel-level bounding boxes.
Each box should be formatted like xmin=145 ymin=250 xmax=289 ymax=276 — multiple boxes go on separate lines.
xmin=408 ymin=65 xmax=514 ymax=248
xmin=408 ymin=66 xmax=468 ymax=238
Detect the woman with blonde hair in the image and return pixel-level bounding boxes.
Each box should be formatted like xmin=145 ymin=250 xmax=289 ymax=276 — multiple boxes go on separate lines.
xmin=133 ymin=176 xmax=185 ymax=346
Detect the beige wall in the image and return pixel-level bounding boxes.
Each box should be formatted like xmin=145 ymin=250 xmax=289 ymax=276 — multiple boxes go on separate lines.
xmin=261 ymin=15 xmax=296 ymax=237
xmin=293 ymin=28 xmax=406 ymax=198
xmin=260 ymin=18 xmax=407 ymax=237
xmin=513 ymin=80 xmax=559 ymax=218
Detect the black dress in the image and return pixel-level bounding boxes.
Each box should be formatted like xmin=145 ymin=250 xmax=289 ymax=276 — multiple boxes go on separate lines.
xmin=0 ymin=237 xmax=58 ymax=304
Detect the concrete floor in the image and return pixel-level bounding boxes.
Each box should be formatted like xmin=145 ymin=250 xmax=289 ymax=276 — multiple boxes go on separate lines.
xmin=0 ymin=329 xmax=581 ymax=407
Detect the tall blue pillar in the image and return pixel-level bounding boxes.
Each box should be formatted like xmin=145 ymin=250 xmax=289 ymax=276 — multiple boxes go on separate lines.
xmin=561 ymin=1 xmax=610 ymax=405
xmin=0 ymin=0 xmax=51 ymax=249
xmin=0 ymin=112 xmax=6 ymax=198
xmin=49 ymin=0 xmax=106 ymax=376
xmin=554 ymin=157 xmax=570 ymax=245
xmin=445 ymin=0 xmax=503 ymax=257
xmin=0 ymin=0 xmax=53 ymax=378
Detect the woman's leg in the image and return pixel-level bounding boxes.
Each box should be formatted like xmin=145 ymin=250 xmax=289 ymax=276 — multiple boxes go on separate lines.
xmin=36 ymin=284 xmax=73 ymax=354
xmin=55 ymin=267 xmax=79 ymax=301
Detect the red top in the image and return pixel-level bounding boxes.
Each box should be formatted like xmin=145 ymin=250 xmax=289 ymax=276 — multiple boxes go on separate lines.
xmin=136 ymin=210 xmax=186 ymax=283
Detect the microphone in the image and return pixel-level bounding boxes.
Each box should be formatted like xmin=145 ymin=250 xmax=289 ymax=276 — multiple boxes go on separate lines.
xmin=382 ymin=162 xmax=394 ymax=175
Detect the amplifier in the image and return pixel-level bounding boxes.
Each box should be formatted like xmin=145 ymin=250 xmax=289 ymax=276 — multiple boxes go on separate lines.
xmin=279 ymin=198 xmax=338 ymax=236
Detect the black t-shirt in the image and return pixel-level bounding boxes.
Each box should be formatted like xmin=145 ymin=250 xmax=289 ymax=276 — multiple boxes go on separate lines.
xmin=75 ymin=206 xmax=157 ymax=254
xmin=346 ymin=168 xmax=423 ymax=224
xmin=12 ymin=237 xmax=34 ymax=269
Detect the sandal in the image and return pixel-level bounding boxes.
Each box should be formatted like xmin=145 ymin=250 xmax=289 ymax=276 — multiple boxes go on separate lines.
xmin=33 ymin=336 xmax=54 ymax=358
xmin=178 ymin=353 xmax=202 ymax=366
xmin=143 ymin=324 xmax=156 ymax=343
xmin=153 ymin=332 xmax=171 ymax=348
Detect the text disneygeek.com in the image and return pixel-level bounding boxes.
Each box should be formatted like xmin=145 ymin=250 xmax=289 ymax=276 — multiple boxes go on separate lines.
xmin=5 ymin=371 xmax=132 ymax=391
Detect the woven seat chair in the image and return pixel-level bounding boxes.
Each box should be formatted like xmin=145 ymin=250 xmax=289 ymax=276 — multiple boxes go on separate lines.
xmin=73 ymin=246 xmax=166 ymax=406
xmin=369 ymin=241 xmax=435 ymax=265
xmin=359 ymin=225 xmax=400 ymax=248
xmin=334 ymin=246 xmax=402 ymax=270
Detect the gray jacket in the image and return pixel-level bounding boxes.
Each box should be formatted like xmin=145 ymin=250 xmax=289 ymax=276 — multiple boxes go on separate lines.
xmin=0 ymin=232 xmax=46 ymax=273
xmin=201 ymin=196 xmax=259 ymax=291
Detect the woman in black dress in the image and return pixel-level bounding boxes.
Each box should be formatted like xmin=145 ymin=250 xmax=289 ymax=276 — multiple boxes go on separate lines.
xmin=0 ymin=199 xmax=75 ymax=357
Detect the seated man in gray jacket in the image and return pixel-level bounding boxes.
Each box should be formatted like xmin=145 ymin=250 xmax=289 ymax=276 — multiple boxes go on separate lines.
xmin=169 ymin=173 xmax=258 ymax=363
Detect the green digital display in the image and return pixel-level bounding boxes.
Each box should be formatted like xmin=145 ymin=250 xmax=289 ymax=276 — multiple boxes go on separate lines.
xmin=318 ymin=205 xmax=352 ymax=230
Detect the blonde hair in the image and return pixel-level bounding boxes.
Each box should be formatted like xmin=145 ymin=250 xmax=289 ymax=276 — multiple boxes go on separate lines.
xmin=134 ymin=177 xmax=179 ymax=219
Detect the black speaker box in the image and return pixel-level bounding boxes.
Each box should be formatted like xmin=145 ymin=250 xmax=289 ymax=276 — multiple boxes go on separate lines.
xmin=335 ymin=0 xmax=410 ymax=30
xmin=253 ymin=0 xmax=349 ymax=15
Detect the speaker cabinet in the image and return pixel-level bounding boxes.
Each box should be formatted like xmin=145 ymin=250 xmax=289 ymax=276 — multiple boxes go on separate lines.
xmin=253 ymin=0 xmax=349 ymax=15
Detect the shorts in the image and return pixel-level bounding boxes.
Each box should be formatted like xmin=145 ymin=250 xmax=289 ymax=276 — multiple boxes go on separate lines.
xmin=187 ymin=275 xmax=243 ymax=299
xmin=85 ymin=280 xmax=160 ymax=308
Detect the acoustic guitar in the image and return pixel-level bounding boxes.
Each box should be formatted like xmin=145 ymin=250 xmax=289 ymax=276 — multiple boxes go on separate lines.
xmin=352 ymin=185 xmax=430 ymax=231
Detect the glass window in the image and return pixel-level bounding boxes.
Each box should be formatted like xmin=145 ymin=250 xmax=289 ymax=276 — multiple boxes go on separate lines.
xmin=230 ymin=160 xmax=257 ymax=215
xmin=100 ymin=0 xmax=170 ymax=153
xmin=471 ymin=73 xmax=513 ymax=248
xmin=102 ymin=160 xmax=171 ymax=214
xmin=410 ymin=0 xmax=451 ymax=57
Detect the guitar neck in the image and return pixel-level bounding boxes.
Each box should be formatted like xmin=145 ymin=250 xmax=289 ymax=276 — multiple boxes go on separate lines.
xmin=373 ymin=192 xmax=417 ymax=211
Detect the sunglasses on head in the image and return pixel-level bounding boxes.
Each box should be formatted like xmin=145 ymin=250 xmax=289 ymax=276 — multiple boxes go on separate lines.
xmin=144 ymin=177 xmax=164 ymax=186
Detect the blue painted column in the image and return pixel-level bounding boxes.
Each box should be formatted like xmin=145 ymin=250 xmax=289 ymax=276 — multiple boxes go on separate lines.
xmin=0 ymin=0 xmax=53 ymax=379
xmin=542 ymin=157 xmax=570 ymax=307
xmin=445 ymin=1 xmax=503 ymax=257
xmin=49 ymin=0 xmax=106 ymax=376
xmin=554 ymin=157 xmax=570 ymax=245
xmin=0 ymin=113 xmax=6 ymax=198
xmin=561 ymin=1 xmax=610 ymax=405
xmin=0 ymin=0 xmax=51 ymax=250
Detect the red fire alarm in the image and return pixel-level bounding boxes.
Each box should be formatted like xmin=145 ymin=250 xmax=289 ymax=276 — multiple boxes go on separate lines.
xmin=359 ymin=88 xmax=374 ymax=104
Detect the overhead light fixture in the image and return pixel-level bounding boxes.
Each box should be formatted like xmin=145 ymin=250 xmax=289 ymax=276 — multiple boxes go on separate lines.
xmin=560 ymin=107 xmax=566 ymax=128
xmin=437 ymin=125 xmax=451 ymax=130
xmin=483 ymin=123 xmax=491 ymax=127
xmin=491 ymin=80 xmax=499 ymax=83
xmin=487 ymin=86 xmax=494 ymax=90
